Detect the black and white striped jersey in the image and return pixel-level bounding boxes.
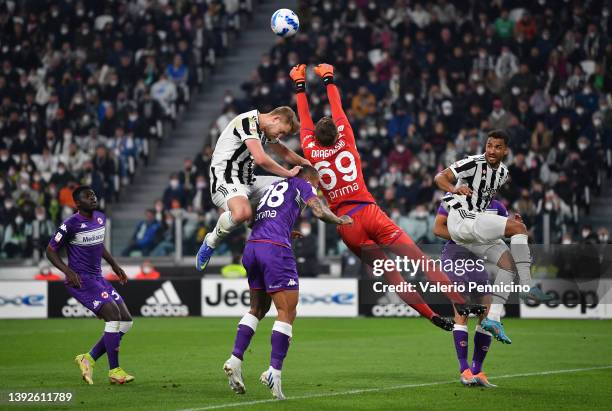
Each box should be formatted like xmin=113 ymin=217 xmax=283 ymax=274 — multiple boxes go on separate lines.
xmin=210 ymin=109 xmax=278 ymax=188
xmin=442 ymin=154 xmax=509 ymax=213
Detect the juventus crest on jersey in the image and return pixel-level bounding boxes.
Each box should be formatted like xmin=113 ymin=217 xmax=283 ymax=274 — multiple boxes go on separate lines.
xmin=210 ymin=109 xmax=277 ymax=189
xmin=443 ymin=154 xmax=509 ymax=213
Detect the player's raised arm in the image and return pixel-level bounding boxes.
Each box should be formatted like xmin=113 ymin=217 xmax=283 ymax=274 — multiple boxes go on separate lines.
xmin=306 ymin=196 xmax=352 ymax=225
xmin=290 ymin=64 xmax=315 ymax=147
xmin=244 ymin=138 xmax=301 ymax=178
xmin=266 ymin=140 xmax=311 ymax=167
xmin=313 ymin=63 xmax=356 ymax=145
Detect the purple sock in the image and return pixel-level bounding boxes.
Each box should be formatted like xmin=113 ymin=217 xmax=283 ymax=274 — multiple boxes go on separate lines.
xmin=232 ymin=325 xmax=255 ymax=360
xmin=103 ymin=329 xmax=121 ymax=369
xmin=270 ymin=321 xmax=292 ymax=371
xmin=471 ymin=327 xmax=492 ymax=374
xmin=453 ymin=325 xmax=469 ymax=373
xmin=89 ymin=331 xmax=125 ymax=361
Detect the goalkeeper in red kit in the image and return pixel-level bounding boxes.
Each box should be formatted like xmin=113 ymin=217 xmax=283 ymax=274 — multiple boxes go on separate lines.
xmin=291 ymin=63 xmax=462 ymax=331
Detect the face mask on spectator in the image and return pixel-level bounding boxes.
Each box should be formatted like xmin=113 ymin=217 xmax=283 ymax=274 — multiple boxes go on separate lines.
xmin=51 ymin=10 xmax=59 ymax=17
xmin=348 ymin=2 xmax=356 ymax=10
xmin=561 ymin=123 xmax=570 ymax=131
xmin=368 ymin=178 xmax=378 ymax=188
xmin=391 ymin=210 xmax=400 ymax=220
xmin=396 ymin=145 xmax=405 ymax=153
xmin=19 ymin=132 xmax=27 ymax=141
xmin=562 ymin=238 xmax=572 ymax=244
xmin=367 ymin=126 xmax=377 ymax=136
xmin=576 ymin=107 xmax=585 ymax=115
xmin=4 ymin=200 xmax=13 ymax=209
xmin=350 ymin=71 xmax=359 ymax=79
xmin=379 ymin=128 xmax=387 ymax=137
xmin=558 ymin=142 xmax=566 ymax=150
xmin=324 ymin=108 xmax=331 ymax=117
xmin=129 ymin=114 xmax=138 ymax=121
xmin=358 ymin=20 xmax=367 ymax=28
xmin=58 ymin=167 xmax=66 ymax=174
xmin=261 ymin=86 xmax=270 ymax=95
xmin=30 ymin=114 xmax=38 ymax=122
xmin=476 ymin=86 xmax=485 ymax=95
xmin=600 ymin=234 xmax=609 ymax=242
xmin=582 ymin=229 xmax=590 ymax=238
xmin=583 ymin=87 xmax=592 ymax=95
xmin=559 ymin=89 xmax=568 ymax=97
xmin=170 ymin=179 xmax=179 ymax=189
xmin=405 ymin=93 xmax=414 ymax=102
xmin=312 ymin=22 xmax=321 ymax=31
xmin=20 ymin=182 xmax=29 ymax=191
xmin=36 ymin=212 xmax=45 ymax=221
xmin=372 ymin=148 xmax=381 ymax=158
xmin=323 ymin=2 xmax=332 ymax=11
xmin=578 ymin=142 xmax=587 ymax=151
xmin=545 ymin=202 xmax=553 ymax=211
xmin=196 ymin=181 xmax=206 ymax=189
xmin=64 ymin=131 xmax=72 ymax=139
xmin=511 ymin=87 xmax=521 ymax=96
xmin=0 ymin=181 xmax=4 ymax=190
xmin=143 ymin=265 xmax=152 ymax=274
xmin=549 ymin=106 xmax=558 ymax=114
xmin=594 ymin=118 xmax=602 ymax=127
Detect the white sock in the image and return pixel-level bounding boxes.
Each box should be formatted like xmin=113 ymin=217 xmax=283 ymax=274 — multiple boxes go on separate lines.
xmin=239 ymin=312 xmax=259 ymax=332
xmin=104 ymin=321 xmax=120 ymax=333
xmin=206 ymin=211 xmax=237 ymax=248
xmin=487 ymin=268 xmax=514 ymax=322
xmin=511 ymin=234 xmax=532 ymax=286
xmin=119 ymin=321 xmax=133 ymax=334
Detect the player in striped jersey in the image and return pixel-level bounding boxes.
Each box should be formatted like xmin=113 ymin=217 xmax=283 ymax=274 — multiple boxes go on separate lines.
xmin=196 ymin=107 xmax=311 ymax=270
xmin=434 ymin=130 xmax=552 ymax=344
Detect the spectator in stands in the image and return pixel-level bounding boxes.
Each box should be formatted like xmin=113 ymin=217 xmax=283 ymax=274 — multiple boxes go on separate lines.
xmin=135 ymin=260 xmax=161 ymax=280
xmin=34 ymin=261 xmax=62 ymax=281
xmin=122 ymin=209 xmax=162 ymax=257
xmin=163 ymin=173 xmax=186 ymax=209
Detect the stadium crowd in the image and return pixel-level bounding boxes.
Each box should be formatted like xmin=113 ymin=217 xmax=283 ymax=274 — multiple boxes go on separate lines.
xmin=0 ymin=0 xmax=252 ymax=259
xmin=142 ymin=0 xmax=612 ymax=261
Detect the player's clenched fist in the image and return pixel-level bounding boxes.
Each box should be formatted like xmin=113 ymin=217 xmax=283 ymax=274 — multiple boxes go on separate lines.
xmin=290 ymin=64 xmax=306 ymax=83
xmin=314 ymin=63 xmax=334 ymax=79
xmin=453 ymin=185 xmax=473 ymax=196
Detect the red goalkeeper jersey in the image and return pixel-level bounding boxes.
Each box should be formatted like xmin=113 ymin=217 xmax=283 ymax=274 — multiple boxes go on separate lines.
xmin=297 ymin=84 xmax=375 ymax=212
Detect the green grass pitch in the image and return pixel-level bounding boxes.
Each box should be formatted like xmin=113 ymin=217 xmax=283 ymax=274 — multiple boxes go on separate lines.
xmin=1 ymin=317 xmax=612 ymax=410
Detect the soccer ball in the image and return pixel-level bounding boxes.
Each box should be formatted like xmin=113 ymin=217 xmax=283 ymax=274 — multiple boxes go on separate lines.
xmin=271 ymin=8 xmax=299 ymax=38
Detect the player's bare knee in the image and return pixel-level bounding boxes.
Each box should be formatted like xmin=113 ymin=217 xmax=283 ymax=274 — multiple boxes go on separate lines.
xmin=100 ymin=302 xmax=121 ymax=322
xmin=232 ymin=206 xmax=252 ymax=224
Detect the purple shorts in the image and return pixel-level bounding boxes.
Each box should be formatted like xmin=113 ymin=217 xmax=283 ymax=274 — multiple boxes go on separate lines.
xmin=65 ymin=276 xmax=124 ymax=314
xmin=441 ymin=243 xmax=490 ymax=300
xmin=242 ymin=241 xmax=299 ymax=293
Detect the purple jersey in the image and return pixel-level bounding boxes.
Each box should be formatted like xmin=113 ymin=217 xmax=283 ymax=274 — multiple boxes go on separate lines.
xmin=48 ymin=210 xmax=106 ymax=279
xmin=249 ymin=177 xmax=317 ymax=248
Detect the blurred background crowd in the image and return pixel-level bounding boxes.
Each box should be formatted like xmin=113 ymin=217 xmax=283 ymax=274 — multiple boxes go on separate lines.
xmin=2 ymin=0 xmax=612 ymax=265
xmin=0 ymin=0 xmax=252 ymax=259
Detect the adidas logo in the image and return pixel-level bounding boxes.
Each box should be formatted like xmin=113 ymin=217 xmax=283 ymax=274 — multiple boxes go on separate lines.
xmin=62 ymin=297 xmax=96 ymax=318
xmin=287 ymin=279 xmax=297 ymax=286
xmin=140 ymin=281 xmax=188 ymax=317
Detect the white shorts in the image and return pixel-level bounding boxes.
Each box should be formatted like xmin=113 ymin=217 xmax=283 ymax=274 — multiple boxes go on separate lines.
xmin=447 ymin=208 xmax=507 ymax=244
xmin=210 ymin=173 xmax=282 ymax=210
xmin=447 ymin=208 xmax=510 ymax=265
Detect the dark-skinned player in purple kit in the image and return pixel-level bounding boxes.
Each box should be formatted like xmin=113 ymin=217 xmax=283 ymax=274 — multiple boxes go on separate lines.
xmin=46 ymin=186 xmax=134 ymax=385
xmin=222 ymin=165 xmax=352 ymax=400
